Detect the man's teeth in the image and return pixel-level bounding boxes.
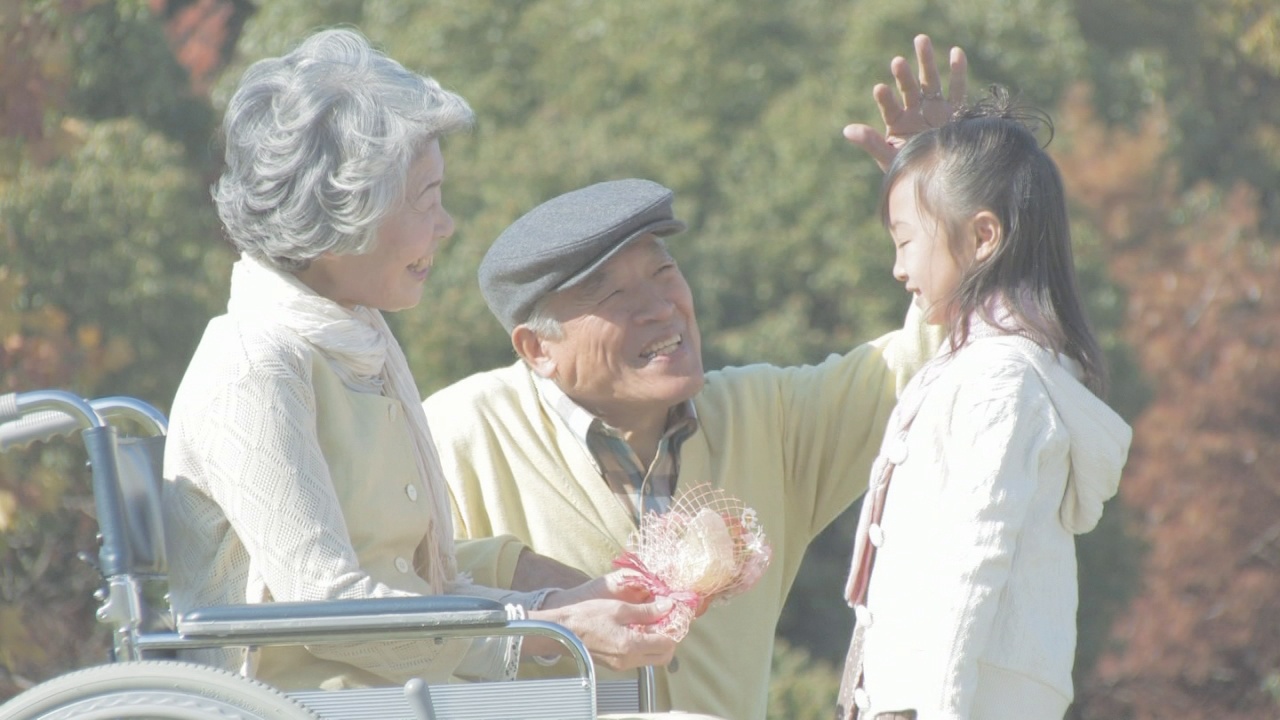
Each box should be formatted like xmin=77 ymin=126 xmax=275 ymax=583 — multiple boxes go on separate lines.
xmin=642 ymin=336 xmax=681 ymax=359
xmin=409 ymin=257 xmax=432 ymax=273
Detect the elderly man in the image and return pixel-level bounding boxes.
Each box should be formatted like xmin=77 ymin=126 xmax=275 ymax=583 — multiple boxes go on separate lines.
xmin=425 ymin=37 xmax=962 ymax=720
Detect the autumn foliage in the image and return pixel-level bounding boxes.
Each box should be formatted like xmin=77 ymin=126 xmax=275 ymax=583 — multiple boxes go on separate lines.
xmin=1 ymin=2 xmax=1278 ymax=718
xmin=1057 ymin=87 xmax=1280 ymax=718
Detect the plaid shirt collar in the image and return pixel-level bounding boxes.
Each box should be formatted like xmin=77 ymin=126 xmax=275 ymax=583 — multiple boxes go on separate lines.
xmin=533 ymin=373 xmax=699 ymax=523
xmin=533 ymin=373 xmax=698 ymax=452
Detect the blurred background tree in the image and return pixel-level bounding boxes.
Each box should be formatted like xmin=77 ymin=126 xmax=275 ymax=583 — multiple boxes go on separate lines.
xmin=1 ymin=0 xmax=1276 ymax=717
xmin=0 ymin=0 xmax=228 ymax=696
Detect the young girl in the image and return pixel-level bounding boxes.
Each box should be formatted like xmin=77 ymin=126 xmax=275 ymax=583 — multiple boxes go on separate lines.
xmin=836 ymin=91 xmax=1133 ymax=720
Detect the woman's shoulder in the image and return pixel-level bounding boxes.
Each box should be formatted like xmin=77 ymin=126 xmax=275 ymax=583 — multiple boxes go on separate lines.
xmin=175 ymin=315 xmax=318 ymax=407
xmin=198 ymin=314 xmax=315 ymax=367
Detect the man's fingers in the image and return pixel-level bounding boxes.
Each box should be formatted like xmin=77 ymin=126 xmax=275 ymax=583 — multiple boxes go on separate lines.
xmin=624 ymin=597 xmax=675 ymax=624
xmin=872 ymin=82 xmax=901 ymax=126
xmin=948 ymin=46 xmax=969 ymax=104
xmin=890 ymin=55 xmax=920 ymax=108
xmin=915 ymin=34 xmax=942 ymax=99
xmin=843 ymin=124 xmax=895 ymax=171
xmin=598 ymin=632 xmax=675 ymax=671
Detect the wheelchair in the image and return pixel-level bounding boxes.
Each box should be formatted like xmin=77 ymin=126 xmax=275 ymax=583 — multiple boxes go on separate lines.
xmin=0 ymin=389 xmax=654 ymax=719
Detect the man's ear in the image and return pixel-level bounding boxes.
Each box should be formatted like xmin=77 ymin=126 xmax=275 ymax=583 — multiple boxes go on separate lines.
xmin=512 ymin=325 xmax=556 ymax=379
xmin=972 ymin=210 xmax=1002 ymax=262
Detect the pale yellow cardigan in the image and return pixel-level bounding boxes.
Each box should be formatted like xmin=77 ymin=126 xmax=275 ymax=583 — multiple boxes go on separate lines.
xmin=426 ymin=308 xmax=940 ymax=720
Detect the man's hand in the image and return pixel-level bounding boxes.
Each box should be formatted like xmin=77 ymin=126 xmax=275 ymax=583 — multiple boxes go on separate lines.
xmin=531 ymin=597 xmax=677 ymax=671
xmin=542 ymin=568 xmax=654 ymax=608
xmin=844 ymin=34 xmax=969 ymax=171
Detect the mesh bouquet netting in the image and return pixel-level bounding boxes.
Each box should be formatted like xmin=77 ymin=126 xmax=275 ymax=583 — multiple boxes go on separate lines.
xmin=613 ymin=484 xmax=773 ymax=641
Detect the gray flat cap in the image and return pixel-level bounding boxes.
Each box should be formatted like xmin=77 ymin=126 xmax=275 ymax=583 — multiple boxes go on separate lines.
xmin=479 ymin=178 xmax=687 ymax=332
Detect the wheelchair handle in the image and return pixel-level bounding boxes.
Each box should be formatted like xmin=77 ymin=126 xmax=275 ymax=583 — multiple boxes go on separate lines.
xmin=0 ymin=392 xmax=168 ymax=451
xmin=0 ymin=390 xmax=104 ymax=451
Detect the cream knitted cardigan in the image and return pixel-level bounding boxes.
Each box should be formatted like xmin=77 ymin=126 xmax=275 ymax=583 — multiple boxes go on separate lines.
xmin=164 ymin=256 xmax=536 ymax=687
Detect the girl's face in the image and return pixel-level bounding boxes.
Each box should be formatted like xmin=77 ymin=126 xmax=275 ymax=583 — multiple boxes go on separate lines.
xmin=886 ymin=176 xmax=977 ymax=325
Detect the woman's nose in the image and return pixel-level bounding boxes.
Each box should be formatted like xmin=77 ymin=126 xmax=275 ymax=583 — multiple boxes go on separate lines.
xmin=437 ymin=208 xmax=456 ymax=241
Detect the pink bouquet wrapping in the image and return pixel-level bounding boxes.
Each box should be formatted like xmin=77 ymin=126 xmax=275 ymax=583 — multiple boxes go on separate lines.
xmin=613 ymin=484 xmax=773 ymax=641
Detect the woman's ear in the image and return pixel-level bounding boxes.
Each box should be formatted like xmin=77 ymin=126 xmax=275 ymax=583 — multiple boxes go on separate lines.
xmin=512 ymin=325 xmax=556 ymax=379
xmin=971 ymin=210 xmax=1002 ymax=262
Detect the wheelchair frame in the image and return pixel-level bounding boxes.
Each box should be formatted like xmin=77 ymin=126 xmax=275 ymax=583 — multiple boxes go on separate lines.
xmin=0 ymin=389 xmax=655 ymax=719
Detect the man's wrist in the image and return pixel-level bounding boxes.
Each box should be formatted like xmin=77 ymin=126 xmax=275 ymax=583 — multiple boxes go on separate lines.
xmin=510 ymin=548 xmax=592 ymax=592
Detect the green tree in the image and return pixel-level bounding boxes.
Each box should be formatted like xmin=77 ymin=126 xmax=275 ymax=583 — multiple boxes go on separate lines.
xmin=1071 ymin=0 xmax=1280 ymax=231
xmin=0 ymin=0 xmax=227 ymax=694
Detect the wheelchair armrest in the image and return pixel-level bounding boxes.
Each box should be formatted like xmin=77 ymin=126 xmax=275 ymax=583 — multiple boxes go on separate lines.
xmin=177 ymin=595 xmax=510 ymax=638
xmin=144 ymin=595 xmax=597 ymax=686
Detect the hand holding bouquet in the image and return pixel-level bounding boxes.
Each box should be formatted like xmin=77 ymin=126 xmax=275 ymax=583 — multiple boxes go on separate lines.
xmin=613 ymin=484 xmax=772 ymax=641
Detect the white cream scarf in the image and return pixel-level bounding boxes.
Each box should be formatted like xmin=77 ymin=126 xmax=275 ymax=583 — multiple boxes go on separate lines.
xmin=226 ymin=254 xmax=459 ymax=593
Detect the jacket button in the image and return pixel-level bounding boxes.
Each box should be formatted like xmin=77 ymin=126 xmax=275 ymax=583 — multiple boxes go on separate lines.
xmin=854 ymin=604 xmax=873 ymax=628
xmin=886 ymin=436 xmax=908 ymax=465
xmin=395 ymin=557 xmax=410 ymax=573
xmin=854 ymin=687 xmax=870 ymax=710
xmin=406 ymin=484 xmax=419 ymax=502
xmin=868 ymin=523 xmax=885 ymax=548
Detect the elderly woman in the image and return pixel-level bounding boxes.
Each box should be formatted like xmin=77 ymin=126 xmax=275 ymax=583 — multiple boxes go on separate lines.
xmin=162 ymin=29 xmax=717 ymax=719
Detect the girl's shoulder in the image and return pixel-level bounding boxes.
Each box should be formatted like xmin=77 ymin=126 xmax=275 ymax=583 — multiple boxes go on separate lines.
xmin=947 ymin=333 xmax=1053 ymax=374
xmin=930 ymin=335 xmax=1068 ymax=409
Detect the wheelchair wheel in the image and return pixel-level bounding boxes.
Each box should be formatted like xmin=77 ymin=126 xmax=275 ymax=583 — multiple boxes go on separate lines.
xmin=0 ymin=660 xmax=319 ymax=719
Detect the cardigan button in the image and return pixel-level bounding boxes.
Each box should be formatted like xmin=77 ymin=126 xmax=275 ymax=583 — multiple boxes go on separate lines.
xmin=868 ymin=523 xmax=885 ymax=548
xmin=395 ymin=557 xmax=410 ymax=573
xmin=406 ymin=484 xmax=419 ymax=502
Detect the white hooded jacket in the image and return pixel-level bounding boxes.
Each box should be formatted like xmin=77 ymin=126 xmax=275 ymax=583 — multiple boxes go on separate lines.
xmin=848 ymin=331 xmax=1132 ymax=720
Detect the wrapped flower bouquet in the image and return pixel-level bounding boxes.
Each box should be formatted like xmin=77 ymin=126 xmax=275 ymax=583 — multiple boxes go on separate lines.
xmin=613 ymin=484 xmax=773 ymax=641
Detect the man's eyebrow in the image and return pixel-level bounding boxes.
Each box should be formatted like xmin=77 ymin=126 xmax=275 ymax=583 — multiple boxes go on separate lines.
xmin=573 ymin=237 xmax=669 ymax=300
xmin=576 ymin=266 xmax=612 ymax=298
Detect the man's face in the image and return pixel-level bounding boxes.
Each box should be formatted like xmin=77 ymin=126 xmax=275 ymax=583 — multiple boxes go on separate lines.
xmin=537 ymin=235 xmax=704 ymax=427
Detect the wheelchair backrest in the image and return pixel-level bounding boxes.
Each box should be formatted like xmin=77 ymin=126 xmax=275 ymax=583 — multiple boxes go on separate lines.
xmin=113 ymin=434 xmax=168 ymax=577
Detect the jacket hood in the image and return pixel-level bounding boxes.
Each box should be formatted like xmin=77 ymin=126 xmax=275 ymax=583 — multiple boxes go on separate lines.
xmin=1035 ymin=351 xmax=1133 ymax=534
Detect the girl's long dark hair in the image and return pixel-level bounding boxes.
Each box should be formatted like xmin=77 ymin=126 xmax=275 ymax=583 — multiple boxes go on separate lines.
xmin=880 ymin=87 xmax=1108 ymax=395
